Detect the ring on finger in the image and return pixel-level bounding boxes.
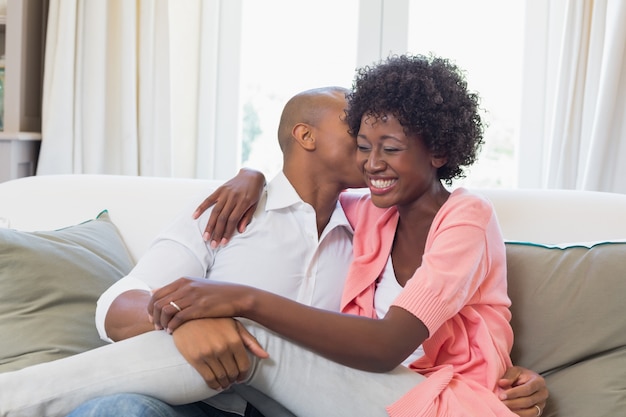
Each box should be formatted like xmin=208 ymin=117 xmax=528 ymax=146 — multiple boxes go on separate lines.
xmin=534 ymin=404 xmax=542 ymax=416
xmin=169 ymin=301 xmax=182 ymax=312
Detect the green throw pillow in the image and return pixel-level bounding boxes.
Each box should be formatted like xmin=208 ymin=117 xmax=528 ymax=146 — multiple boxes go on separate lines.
xmin=0 ymin=211 xmax=134 ymax=373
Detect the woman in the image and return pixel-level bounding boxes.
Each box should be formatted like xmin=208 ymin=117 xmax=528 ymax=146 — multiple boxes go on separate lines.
xmin=148 ymin=54 xmax=521 ymax=416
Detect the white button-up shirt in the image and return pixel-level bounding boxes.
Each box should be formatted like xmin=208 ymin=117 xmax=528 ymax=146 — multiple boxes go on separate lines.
xmin=95 ymin=172 xmax=354 ymax=342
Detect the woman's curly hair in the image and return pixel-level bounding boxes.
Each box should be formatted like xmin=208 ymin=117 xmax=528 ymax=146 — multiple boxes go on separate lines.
xmin=346 ymin=54 xmax=484 ymax=184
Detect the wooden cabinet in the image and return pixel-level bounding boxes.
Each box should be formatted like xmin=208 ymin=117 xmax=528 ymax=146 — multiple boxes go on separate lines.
xmin=0 ymin=0 xmax=47 ymax=182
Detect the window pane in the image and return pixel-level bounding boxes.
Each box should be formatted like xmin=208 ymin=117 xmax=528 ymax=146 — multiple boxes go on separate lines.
xmin=239 ymin=0 xmax=359 ymax=177
xmin=408 ymin=0 xmax=525 ymax=188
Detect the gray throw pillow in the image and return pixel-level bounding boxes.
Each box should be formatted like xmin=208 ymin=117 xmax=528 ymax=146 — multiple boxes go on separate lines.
xmin=0 ymin=211 xmax=134 ymax=373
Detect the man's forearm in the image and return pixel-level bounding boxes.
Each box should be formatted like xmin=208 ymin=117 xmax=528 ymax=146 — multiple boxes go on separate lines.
xmin=105 ymin=290 xmax=155 ymax=341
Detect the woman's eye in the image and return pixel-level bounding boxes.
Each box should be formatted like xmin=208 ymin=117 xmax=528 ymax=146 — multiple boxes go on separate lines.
xmin=384 ymin=147 xmax=400 ymax=153
xmin=356 ymin=145 xmax=370 ymax=152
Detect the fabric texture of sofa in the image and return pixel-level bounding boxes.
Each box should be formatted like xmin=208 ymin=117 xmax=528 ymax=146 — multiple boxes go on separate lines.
xmin=1 ymin=174 xmax=625 ymax=417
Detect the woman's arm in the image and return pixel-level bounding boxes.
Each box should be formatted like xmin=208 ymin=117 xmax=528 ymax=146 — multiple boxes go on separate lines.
xmin=192 ymin=168 xmax=266 ymax=247
xmin=148 ymin=278 xmax=428 ymax=372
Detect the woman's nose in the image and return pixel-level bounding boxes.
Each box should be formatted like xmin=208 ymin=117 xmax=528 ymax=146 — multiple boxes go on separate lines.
xmin=366 ymin=149 xmax=385 ymax=171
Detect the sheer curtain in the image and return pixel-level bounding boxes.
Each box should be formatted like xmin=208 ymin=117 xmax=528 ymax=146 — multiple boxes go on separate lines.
xmin=37 ymin=0 xmax=236 ymax=179
xmin=521 ymin=0 xmax=626 ymax=192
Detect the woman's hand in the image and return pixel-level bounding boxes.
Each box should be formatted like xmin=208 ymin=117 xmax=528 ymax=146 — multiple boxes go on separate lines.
xmin=148 ymin=277 xmax=255 ymax=333
xmin=192 ymin=168 xmax=266 ymax=248
xmin=498 ymin=366 xmax=549 ymax=416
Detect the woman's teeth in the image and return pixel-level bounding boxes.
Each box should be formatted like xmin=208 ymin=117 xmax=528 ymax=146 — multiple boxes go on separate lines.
xmin=370 ymin=179 xmax=395 ymax=188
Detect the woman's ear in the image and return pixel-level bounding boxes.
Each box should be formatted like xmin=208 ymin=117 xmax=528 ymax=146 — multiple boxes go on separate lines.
xmin=292 ymin=123 xmax=317 ymax=151
xmin=431 ymin=155 xmax=447 ymax=168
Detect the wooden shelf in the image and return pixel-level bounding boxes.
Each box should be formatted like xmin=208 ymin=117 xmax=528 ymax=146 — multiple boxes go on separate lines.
xmin=0 ymin=131 xmax=41 ymax=140
xmin=1 ymin=0 xmax=47 ymax=133
xmin=0 ymin=0 xmax=47 ymax=181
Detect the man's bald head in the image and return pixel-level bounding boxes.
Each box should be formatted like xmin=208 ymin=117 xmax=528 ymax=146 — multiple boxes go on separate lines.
xmin=277 ymin=86 xmax=350 ymax=154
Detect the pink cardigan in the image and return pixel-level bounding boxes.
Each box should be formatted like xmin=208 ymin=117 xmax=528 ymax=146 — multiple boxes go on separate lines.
xmin=340 ymin=189 xmax=515 ymax=416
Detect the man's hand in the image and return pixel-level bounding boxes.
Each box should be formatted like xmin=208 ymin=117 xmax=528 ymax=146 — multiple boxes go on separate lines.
xmin=172 ymin=318 xmax=269 ymax=390
xmin=499 ymin=366 xmax=548 ymax=416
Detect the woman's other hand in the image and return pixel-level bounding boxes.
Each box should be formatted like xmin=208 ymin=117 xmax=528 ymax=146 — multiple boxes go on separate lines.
xmin=499 ymin=365 xmax=548 ymax=416
xmin=148 ymin=277 xmax=254 ymax=333
xmin=192 ymin=168 xmax=266 ymax=248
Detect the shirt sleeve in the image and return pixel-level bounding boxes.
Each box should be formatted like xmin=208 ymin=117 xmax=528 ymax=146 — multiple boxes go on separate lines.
xmin=95 ymin=200 xmax=216 ymax=342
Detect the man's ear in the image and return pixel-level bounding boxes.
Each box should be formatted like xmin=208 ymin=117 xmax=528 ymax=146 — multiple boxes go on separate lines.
xmin=292 ymin=123 xmax=317 ymax=151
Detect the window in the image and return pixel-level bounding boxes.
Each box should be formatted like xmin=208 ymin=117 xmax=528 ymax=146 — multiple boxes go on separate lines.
xmin=407 ymin=0 xmax=525 ymax=188
xmin=236 ymin=0 xmax=525 ymax=187
xmin=239 ymin=0 xmax=359 ymax=178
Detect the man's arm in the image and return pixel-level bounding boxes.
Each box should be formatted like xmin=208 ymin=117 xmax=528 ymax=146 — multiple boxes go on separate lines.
xmin=103 ymin=280 xmax=269 ymax=390
xmin=104 ymin=290 xmax=154 ymax=341
xmin=96 ymin=198 xmax=215 ymax=342
xmin=97 ymin=200 xmax=269 ymax=389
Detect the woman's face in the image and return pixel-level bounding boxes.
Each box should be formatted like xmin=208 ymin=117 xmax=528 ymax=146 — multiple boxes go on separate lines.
xmin=355 ymin=113 xmax=445 ymax=209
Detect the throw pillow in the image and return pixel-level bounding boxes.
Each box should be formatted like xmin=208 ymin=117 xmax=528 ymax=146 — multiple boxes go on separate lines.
xmin=0 ymin=211 xmax=134 ymax=373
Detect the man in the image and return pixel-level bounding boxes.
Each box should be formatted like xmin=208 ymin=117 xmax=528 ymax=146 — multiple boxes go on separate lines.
xmin=0 ymin=87 xmax=547 ymax=417
xmin=87 ymin=86 xmax=366 ymax=416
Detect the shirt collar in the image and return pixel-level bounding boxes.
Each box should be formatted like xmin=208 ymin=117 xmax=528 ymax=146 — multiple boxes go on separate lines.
xmin=265 ymin=171 xmax=354 ymax=235
xmin=265 ymin=171 xmax=304 ymax=211
xmin=325 ymin=201 xmax=354 ymax=235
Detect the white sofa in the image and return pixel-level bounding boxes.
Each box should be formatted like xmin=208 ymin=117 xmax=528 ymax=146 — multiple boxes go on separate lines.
xmin=1 ymin=174 xmax=626 ymax=417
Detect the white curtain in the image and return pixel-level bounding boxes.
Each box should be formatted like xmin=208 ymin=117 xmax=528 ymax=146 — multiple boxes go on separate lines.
xmin=544 ymin=0 xmax=626 ymax=192
xmin=37 ymin=0 xmax=229 ymax=178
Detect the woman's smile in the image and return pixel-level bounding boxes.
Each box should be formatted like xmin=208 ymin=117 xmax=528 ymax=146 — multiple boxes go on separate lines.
xmin=367 ymin=176 xmax=397 ymax=195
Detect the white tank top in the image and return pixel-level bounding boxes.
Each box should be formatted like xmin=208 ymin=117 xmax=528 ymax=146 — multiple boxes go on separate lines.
xmin=374 ymin=256 xmax=425 ymax=367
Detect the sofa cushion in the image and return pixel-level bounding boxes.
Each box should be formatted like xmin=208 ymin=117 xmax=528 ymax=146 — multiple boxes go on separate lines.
xmin=506 ymin=241 xmax=626 ymax=416
xmin=0 ymin=211 xmax=134 ymax=373
xmin=506 ymin=241 xmax=626 ymax=372
xmin=540 ymin=347 xmax=626 ymax=417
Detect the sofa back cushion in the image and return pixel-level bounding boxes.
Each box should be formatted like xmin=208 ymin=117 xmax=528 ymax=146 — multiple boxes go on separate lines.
xmin=506 ymin=241 xmax=626 ymax=417
xmin=0 ymin=175 xmax=220 ymax=261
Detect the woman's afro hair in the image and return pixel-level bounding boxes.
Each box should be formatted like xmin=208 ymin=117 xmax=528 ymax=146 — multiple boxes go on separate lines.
xmin=346 ymin=54 xmax=485 ymax=184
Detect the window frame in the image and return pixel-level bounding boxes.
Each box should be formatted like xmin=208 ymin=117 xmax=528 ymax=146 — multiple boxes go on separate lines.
xmin=219 ymin=0 xmax=535 ymax=187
